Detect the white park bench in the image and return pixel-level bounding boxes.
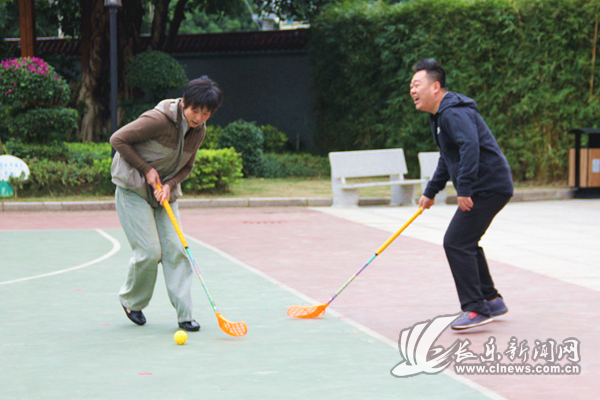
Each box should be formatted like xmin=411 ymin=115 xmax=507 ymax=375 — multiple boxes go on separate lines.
xmin=418 ymin=151 xmax=453 ymax=204
xmin=329 ymin=148 xmax=426 ymax=207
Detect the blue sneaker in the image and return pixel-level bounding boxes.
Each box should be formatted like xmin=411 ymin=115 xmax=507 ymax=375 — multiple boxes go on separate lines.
xmin=451 ymin=312 xmax=494 ymax=331
xmin=486 ymin=297 xmax=508 ymax=317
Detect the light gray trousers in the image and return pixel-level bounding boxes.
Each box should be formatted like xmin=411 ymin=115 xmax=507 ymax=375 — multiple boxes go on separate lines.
xmin=116 ymin=186 xmax=194 ymax=323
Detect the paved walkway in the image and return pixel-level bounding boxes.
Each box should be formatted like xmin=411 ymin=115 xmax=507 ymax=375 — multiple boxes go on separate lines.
xmin=318 ymin=200 xmax=600 ymax=291
xmin=1 ymin=198 xmax=598 ymax=399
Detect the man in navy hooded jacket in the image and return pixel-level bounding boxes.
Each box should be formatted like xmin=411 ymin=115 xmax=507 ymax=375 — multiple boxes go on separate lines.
xmin=412 ymin=59 xmax=514 ymax=331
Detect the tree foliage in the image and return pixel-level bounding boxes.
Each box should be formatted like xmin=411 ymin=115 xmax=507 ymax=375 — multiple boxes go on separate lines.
xmin=178 ymin=9 xmax=256 ymax=34
xmin=0 ymin=0 xmax=80 ymax=39
xmin=149 ymin=0 xmax=246 ymax=51
xmin=252 ymin=0 xmax=404 ymax=21
xmin=253 ymin=0 xmax=342 ymax=21
xmin=309 ymin=0 xmax=600 ymax=182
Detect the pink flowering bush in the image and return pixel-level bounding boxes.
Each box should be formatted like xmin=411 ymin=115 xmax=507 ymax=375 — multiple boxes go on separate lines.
xmin=0 ymin=57 xmax=76 ymax=143
xmin=0 ymin=57 xmax=70 ymax=110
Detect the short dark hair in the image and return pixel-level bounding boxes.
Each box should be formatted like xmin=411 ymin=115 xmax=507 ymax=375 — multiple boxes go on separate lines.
xmin=182 ymin=76 xmax=223 ymax=114
xmin=412 ymin=59 xmax=446 ymax=89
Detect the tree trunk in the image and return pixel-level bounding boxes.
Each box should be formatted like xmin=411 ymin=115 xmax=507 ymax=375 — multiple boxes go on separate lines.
xmin=164 ymin=0 xmax=188 ymax=51
xmin=79 ymin=0 xmax=91 ymax=72
xmin=119 ymin=0 xmax=143 ymax=99
xmin=77 ymin=0 xmax=143 ymax=142
xmin=18 ymin=0 xmax=36 ymax=57
xmin=150 ymin=0 xmax=170 ymax=50
xmin=77 ymin=0 xmax=109 ymax=142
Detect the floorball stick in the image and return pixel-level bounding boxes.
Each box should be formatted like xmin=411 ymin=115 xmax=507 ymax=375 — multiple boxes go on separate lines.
xmin=158 ymin=184 xmax=247 ymax=337
xmin=287 ymin=207 xmax=425 ymax=319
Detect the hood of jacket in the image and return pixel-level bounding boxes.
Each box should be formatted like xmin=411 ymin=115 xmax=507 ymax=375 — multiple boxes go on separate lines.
xmin=154 ymin=98 xmax=184 ymax=127
xmin=437 ymin=91 xmax=479 ymax=115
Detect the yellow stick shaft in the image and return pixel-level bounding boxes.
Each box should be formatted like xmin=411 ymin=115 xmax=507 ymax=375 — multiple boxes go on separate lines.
xmin=375 ymin=207 xmax=423 ymax=255
xmin=156 ymin=184 xmax=188 ymax=248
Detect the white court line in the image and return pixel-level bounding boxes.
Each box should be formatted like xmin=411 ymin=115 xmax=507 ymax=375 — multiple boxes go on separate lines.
xmin=186 ymin=235 xmax=507 ymax=400
xmin=0 ymin=229 xmax=121 ymax=285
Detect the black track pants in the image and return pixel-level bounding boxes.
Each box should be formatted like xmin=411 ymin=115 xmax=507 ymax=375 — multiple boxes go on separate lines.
xmin=443 ymin=192 xmax=511 ymax=316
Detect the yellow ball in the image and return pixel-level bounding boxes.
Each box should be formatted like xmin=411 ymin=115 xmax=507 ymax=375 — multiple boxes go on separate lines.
xmin=174 ymin=330 xmax=188 ymax=345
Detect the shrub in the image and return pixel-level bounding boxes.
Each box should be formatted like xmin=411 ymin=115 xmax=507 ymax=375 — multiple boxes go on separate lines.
xmin=9 ymin=157 xmax=113 ymax=197
xmin=6 ymin=140 xmax=112 ymax=166
xmin=5 ymin=107 xmax=78 ymax=143
xmin=218 ymin=120 xmax=264 ymax=177
xmin=126 ymin=50 xmax=188 ymax=101
xmin=200 ymin=124 xmax=222 ymax=149
xmin=260 ymin=152 xmax=330 ymax=178
xmin=182 ymin=148 xmax=243 ymax=192
xmin=6 ymin=140 xmax=69 ymax=161
xmin=64 ymin=142 xmax=112 ymax=166
xmin=0 ymin=57 xmax=76 ymax=144
xmin=260 ymin=124 xmax=288 ymax=153
xmin=0 ymin=57 xmax=70 ymax=111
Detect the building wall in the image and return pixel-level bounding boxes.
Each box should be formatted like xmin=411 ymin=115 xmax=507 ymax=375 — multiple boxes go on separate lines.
xmin=174 ymin=51 xmax=317 ymax=152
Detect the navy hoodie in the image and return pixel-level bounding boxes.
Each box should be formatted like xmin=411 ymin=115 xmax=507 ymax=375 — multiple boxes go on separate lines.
xmin=423 ymin=92 xmax=514 ymax=199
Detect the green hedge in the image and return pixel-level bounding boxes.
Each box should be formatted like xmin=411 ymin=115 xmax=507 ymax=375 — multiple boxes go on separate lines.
xmin=6 ymin=140 xmax=69 ymax=162
xmin=7 ymin=144 xmax=242 ymax=197
xmin=309 ymin=0 xmax=600 ymax=181
xmin=260 ymin=153 xmax=330 ymax=178
xmin=182 ymin=148 xmax=243 ymax=192
xmin=64 ymin=142 xmax=112 ymax=166
xmin=9 ymin=158 xmax=113 ymax=197
xmin=6 ymin=140 xmax=111 ymax=166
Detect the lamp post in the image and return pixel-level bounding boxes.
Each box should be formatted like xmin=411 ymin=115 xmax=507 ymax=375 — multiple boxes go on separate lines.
xmin=105 ymin=0 xmax=122 ymax=136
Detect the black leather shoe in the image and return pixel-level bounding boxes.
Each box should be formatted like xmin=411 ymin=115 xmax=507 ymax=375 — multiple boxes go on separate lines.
xmin=122 ymin=304 xmax=146 ymax=326
xmin=178 ymin=320 xmax=200 ymax=332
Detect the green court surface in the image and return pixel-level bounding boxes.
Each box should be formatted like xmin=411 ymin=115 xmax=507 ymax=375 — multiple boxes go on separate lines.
xmin=0 ymin=229 xmax=492 ymax=400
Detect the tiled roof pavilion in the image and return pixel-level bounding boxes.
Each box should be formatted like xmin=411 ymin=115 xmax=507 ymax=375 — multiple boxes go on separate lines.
xmin=9 ymin=29 xmax=309 ymax=56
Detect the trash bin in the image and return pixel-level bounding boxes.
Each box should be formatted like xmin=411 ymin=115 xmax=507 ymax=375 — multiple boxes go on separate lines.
xmin=568 ymin=128 xmax=600 ymax=198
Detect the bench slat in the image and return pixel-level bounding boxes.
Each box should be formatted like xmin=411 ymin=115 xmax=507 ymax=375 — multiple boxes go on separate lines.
xmin=341 ymin=179 xmax=426 ymax=189
xmin=329 ymin=149 xmax=408 ymax=178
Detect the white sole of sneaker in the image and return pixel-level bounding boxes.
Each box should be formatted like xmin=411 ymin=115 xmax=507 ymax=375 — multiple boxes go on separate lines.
xmin=451 ymin=317 xmax=495 ymax=331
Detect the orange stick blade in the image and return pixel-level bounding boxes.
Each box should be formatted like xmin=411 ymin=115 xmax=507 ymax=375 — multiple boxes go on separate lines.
xmin=216 ymin=312 xmax=247 ymax=337
xmin=287 ymin=304 xmax=328 ymax=319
